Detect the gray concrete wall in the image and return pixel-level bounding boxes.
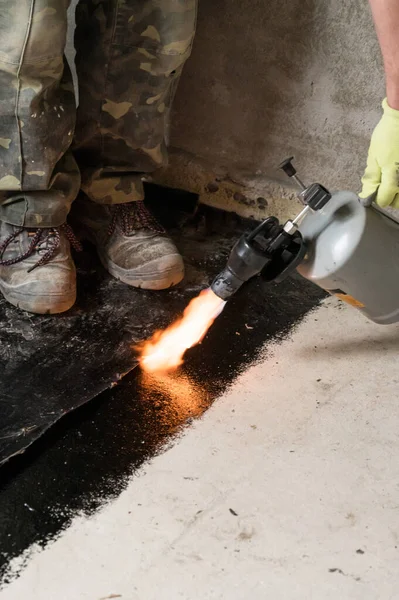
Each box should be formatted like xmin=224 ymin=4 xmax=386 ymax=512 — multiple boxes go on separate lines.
xmin=68 ymin=0 xmax=385 ymax=219
xmin=157 ymin=0 xmax=385 ymax=218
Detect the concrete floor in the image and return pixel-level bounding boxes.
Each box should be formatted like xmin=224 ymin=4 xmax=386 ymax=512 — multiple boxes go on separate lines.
xmin=1 ymin=297 xmax=399 ymax=600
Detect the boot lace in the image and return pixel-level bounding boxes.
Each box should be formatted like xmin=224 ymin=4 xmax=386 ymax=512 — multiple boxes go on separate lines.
xmin=107 ymin=201 xmax=165 ymax=238
xmin=0 ymin=223 xmax=82 ymax=273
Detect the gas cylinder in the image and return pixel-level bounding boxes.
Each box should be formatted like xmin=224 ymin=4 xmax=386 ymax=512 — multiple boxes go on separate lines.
xmin=298 ymin=191 xmax=399 ymax=324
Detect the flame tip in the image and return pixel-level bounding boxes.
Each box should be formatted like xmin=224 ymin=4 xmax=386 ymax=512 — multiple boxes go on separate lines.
xmin=138 ymin=288 xmax=225 ymax=373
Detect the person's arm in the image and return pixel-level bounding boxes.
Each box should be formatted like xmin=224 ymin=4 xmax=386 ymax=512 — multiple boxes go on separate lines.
xmin=359 ymin=0 xmax=399 ymax=207
xmin=369 ymin=0 xmax=399 ymax=110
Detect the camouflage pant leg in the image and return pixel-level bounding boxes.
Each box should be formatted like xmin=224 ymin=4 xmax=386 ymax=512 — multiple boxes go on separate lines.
xmin=73 ymin=0 xmax=197 ymax=205
xmin=0 ymin=0 xmax=80 ymax=228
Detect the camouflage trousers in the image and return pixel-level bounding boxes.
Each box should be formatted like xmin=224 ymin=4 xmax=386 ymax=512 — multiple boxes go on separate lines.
xmin=0 ymin=0 xmax=197 ymax=227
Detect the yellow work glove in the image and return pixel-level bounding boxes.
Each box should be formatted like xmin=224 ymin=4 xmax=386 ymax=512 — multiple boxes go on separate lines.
xmin=360 ymin=98 xmax=399 ymax=208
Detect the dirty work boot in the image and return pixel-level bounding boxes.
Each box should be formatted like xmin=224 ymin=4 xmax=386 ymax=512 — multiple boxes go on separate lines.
xmin=73 ymin=196 xmax=184 ymax=290
xmin=0 ymin=222 xmax=80 ymax=314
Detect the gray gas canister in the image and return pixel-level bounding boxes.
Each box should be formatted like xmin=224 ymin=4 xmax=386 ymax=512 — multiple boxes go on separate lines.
xmin=297 ymin=191 xmax=399 ymax=325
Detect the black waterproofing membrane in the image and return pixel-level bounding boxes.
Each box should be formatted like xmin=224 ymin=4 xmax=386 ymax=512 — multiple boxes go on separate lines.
xmin=0 ymin=188 xmax=326 ymax=466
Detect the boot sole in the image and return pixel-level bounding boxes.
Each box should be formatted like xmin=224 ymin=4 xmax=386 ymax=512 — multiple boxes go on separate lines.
xmin=0 ymin=281 xmax=76 ymax=315
xmin=97 ymin=248 xmax=185 ymax=290
xmin=77 ymin=226 xmax=185 ymax=290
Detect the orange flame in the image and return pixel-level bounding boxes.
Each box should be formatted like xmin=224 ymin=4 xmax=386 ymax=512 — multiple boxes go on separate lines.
xmin=140 ymin=289 xmax=226 ymax=373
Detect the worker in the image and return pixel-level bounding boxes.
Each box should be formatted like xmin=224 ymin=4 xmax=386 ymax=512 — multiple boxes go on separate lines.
xmin=0 ymin=0 xmax=396 ymax=315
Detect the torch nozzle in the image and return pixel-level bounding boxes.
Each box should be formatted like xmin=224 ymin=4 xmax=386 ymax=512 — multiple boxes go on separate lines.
xmin=211 ymin=266 xmax=246 ymax=301
xmin=210 ymin=234 xmax=271 ymax=301
xmin=210 ymin=213 xmax=309 ymax=302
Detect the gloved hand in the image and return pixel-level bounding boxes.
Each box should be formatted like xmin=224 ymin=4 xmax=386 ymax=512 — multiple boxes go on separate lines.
xmin=359 ymin=98 xmax=399 ymax=208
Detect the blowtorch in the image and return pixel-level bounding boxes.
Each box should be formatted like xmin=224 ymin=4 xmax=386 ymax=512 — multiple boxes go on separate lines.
xmin=211 ymin=158 xmax=399 ymax=325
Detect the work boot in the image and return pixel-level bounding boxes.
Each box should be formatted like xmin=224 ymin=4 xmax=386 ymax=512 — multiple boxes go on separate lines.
xmin=0 ymin=222 xmax=80 ymax=314
xmin=72 ymin=196 xmax=184 ymax=290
